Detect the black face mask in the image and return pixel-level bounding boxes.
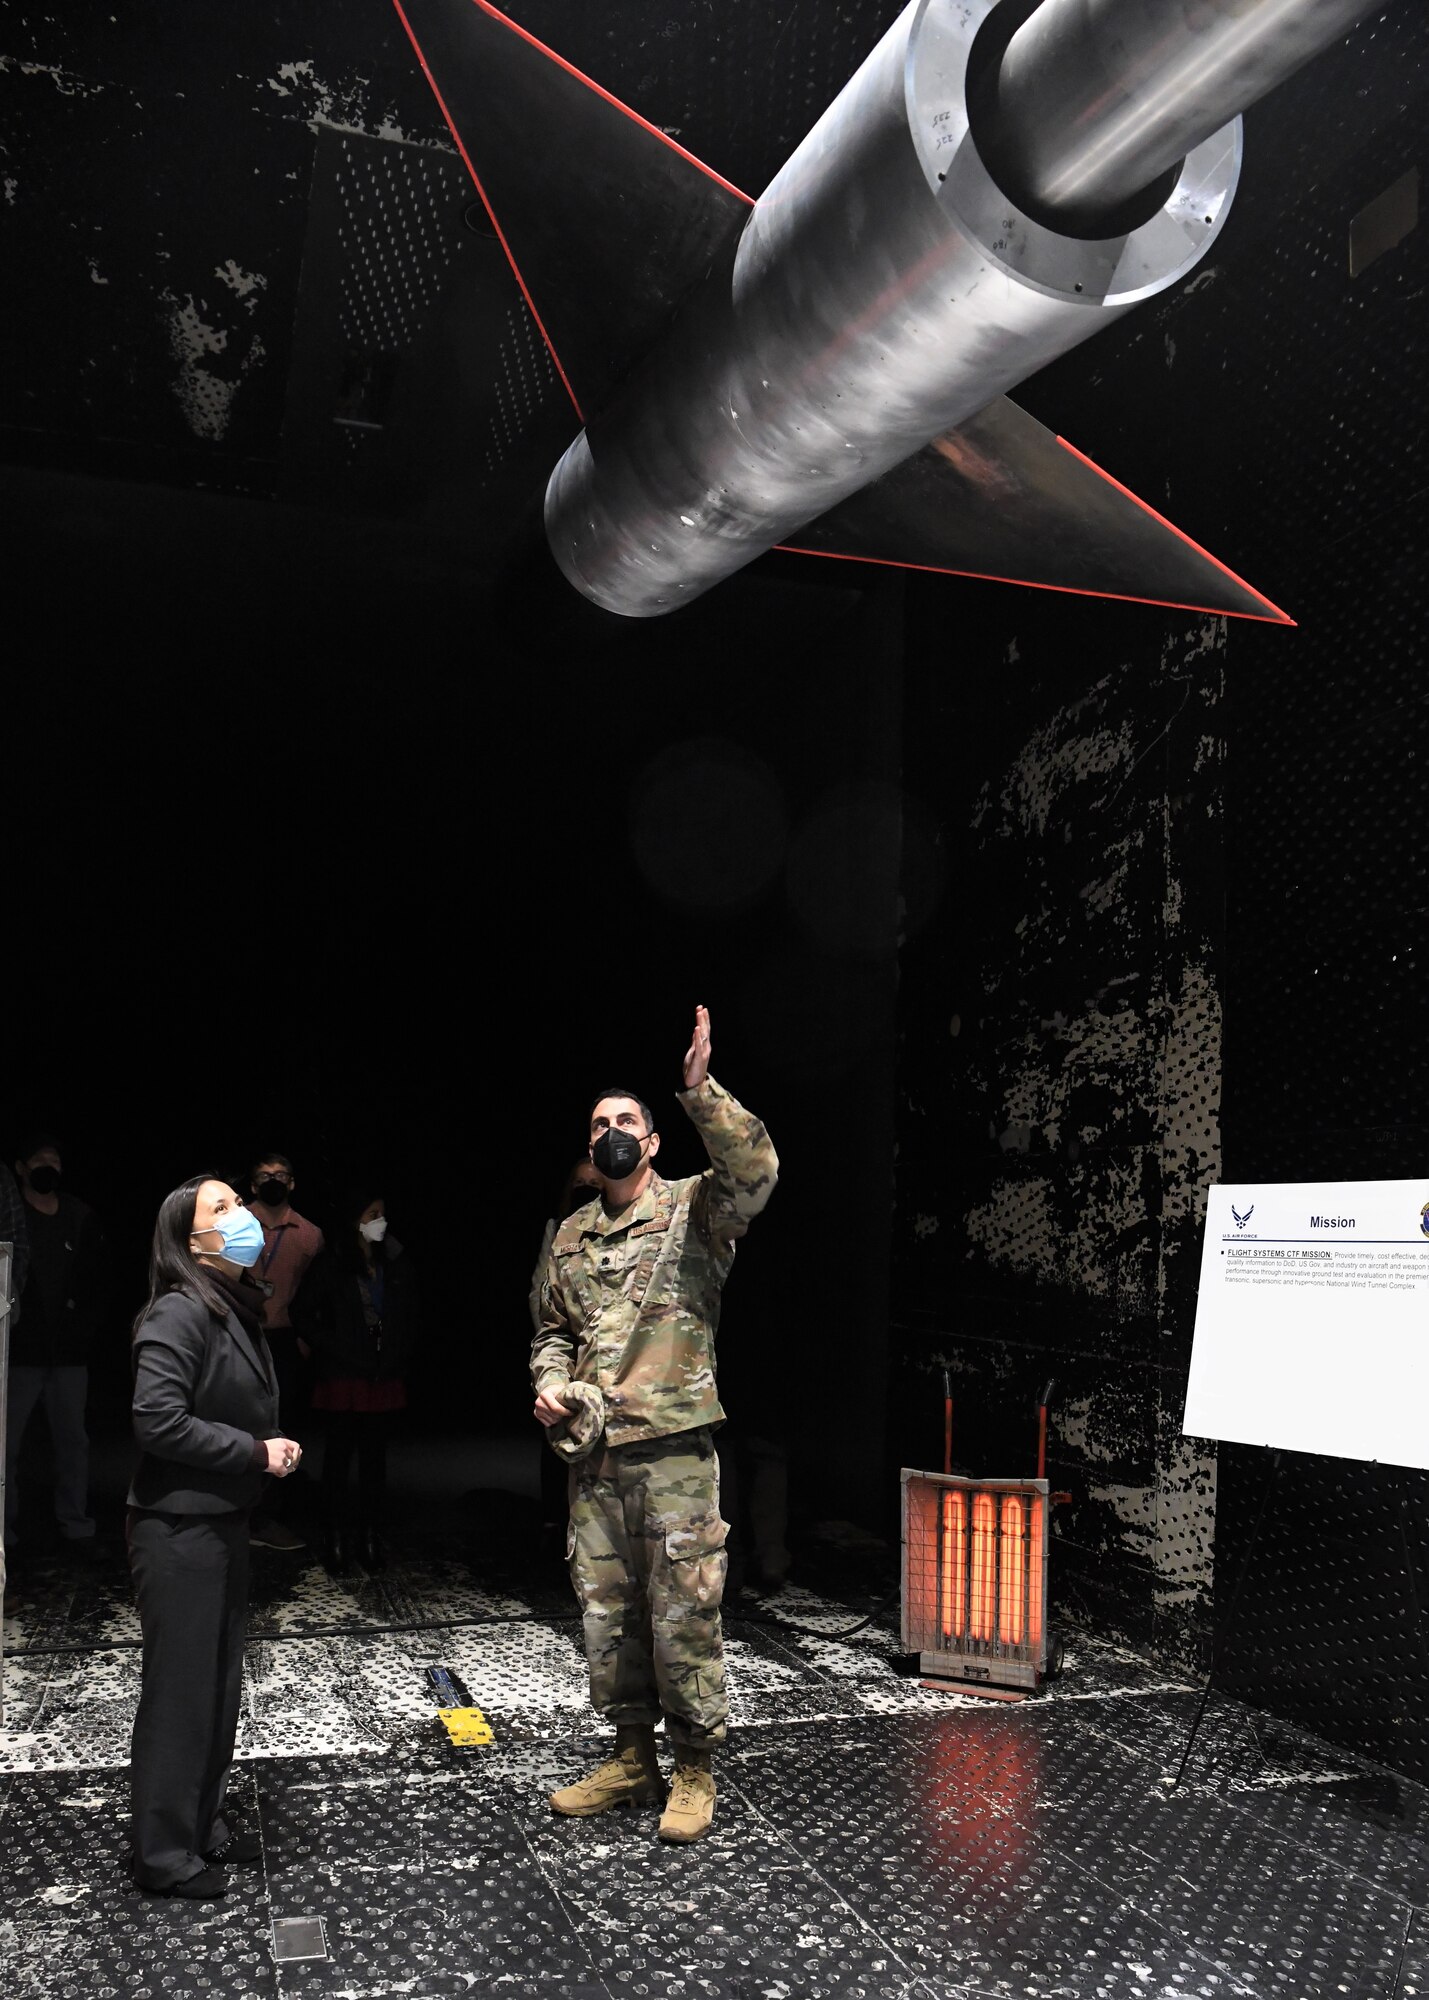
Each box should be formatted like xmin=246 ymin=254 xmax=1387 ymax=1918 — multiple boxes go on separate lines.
xmin=591 ymin=1129 xmax=646 ymax=1181
xmin=27 ymin=1165 xmax=61 ymax=1196
xmin=254 ymin=1177 xmax=291 ymax=1208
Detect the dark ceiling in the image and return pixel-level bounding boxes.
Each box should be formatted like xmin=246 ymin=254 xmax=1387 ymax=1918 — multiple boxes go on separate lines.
xmin=2 ymin=0 xmax=908 ymax=543
xmin=5 ymin=0 xmax=1425 ymax=594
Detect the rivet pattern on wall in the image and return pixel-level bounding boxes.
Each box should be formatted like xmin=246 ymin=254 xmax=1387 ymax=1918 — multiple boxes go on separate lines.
xmin=334 ymin=135 xmax=458 ymax=354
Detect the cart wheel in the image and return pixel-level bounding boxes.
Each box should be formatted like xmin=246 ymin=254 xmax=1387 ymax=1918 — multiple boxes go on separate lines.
xmin=1044 ymin=1631 xmax=1066 ymax=1681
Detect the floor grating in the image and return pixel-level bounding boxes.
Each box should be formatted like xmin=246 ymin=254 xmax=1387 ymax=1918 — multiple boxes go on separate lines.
xmin=1 ymin=1529 xmax=1423 ymax=1998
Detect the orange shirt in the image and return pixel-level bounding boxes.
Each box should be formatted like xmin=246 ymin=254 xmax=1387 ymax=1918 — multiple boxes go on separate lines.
xmin=252 ymin=1205 xmax=325 ymax=1331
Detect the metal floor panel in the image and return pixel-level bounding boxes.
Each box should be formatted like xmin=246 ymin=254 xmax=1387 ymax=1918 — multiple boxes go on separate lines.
xmin=1063 ymin=1687 xmax=1429 ymax=1909
xmin=1394 ymin=1916 xmax=1429 ymax=2000
xmin=1 ymin=1536 xmax=1424 ymax=1999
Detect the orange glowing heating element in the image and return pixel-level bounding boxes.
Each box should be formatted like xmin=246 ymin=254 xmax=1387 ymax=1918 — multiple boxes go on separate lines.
xmin=919 ymin=1477 xmax=1047 ymax=1680
xmin=969 ymin=1491 xmax=997 ymax=1640
xmin=999 ymin=1494 xmax=1026 ymax=1645
xmin=940 ymin=1489 xmax=966 ymax=1641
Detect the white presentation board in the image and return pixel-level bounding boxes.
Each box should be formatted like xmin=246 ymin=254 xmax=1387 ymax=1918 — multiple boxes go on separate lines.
xmin=1182 ymin=1178 xmax=1429 ymax=1470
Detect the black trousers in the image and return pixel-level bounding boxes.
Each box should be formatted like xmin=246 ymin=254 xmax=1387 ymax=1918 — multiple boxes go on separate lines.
xmin=323 ymin=1409 xmax=392 ymax=1529
xmin=127 ymin=1508 xmax=250 ymax=1887
xmin=718 ymin=1427 xmax=791 ymax=1586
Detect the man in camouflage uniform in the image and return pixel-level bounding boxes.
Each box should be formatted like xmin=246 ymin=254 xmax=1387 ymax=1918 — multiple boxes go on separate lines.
xmin=532 ymin=1004 xmax=778 ymax=1843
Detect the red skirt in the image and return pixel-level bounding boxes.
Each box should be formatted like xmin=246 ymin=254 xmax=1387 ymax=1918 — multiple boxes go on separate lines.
xmin=312 ymin=1377 xmax=407 ymax=1414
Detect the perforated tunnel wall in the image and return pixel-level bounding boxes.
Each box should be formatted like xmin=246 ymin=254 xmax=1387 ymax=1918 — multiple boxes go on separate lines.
xmin=893 ymin=590 xmax=1227 ymax=1665
xmin=280 ymin=126 xmax=566 ymax=517
xmin=893 ymin=5 xmax=1429 ymax=1776
xmin=0 ymin=0 xmax=909 ymax=517
xmin=1047 ymin=2 xmax=1428 ymax=1778
xmin=334 ymin=137 xmax=461 ymax=358
xmin=1208 ymin=101 xmax=1429 ymax=1775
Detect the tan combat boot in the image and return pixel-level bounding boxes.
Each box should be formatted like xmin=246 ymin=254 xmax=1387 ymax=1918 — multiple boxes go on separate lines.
xmin=549 ymin=1726 xmax=663 ymax=1817
xmin=657 ymin=1749 xmax=716 ymax=1843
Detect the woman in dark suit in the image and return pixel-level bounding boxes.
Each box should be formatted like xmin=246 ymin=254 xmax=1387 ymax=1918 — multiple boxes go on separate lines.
xmin=128 ymin=1175 xmax=303 ymax=1898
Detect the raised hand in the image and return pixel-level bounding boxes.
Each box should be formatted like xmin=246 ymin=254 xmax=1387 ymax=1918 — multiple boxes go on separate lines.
xmin=682 ymin=1003 xmax=712 ymax=1090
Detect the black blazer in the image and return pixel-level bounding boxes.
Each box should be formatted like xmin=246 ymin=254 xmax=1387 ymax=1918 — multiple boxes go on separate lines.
xmin=11 ymin=1192 xmax=108 ymax=1367
xmin=128 ymin=1290 xmax=280 ymax=1514
xmin=295 ymin=1239 xmax=417 ymax=1382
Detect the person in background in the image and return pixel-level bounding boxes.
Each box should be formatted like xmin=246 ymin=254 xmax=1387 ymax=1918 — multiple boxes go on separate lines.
xmin=5 ymin=1134 xmax=105 ymax=1554
xmin=246 ymin=1151 xmax=323 ymax=1551
xmin=0 ymin=1159 xmax=30 ymax=1308
xmin=296 ymin=1187 xmax=416 ymax=1574
xmin=529 ymin=1158 xmax=605 ymax=1555
xmin=0 ymin=1162 xmax=28 ymax=1610
xmin=714 ymin=1364 xmax=792 ymax=1595
xmin=128 ymin=1175 xmax=301 ymax=1898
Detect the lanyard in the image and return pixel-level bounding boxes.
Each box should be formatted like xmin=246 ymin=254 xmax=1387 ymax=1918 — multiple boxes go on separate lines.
xmin=261 ymin=1224 xmax=288 ymax=1278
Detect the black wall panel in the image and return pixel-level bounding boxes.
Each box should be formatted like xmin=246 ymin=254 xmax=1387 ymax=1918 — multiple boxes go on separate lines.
xmin=893 ymin=588 xmax=1228 ymax=1658
xmin=893 ymin=6 xmax=1429 ymax=1777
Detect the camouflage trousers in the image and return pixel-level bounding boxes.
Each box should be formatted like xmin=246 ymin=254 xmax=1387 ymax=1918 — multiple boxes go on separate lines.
xmin=567 ymin=1426 xmax=729 ymax=1750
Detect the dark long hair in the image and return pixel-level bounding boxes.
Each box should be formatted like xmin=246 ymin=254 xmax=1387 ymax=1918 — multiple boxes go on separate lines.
xmin=329 ymin=1181 xmax=387 ymax=1277
xmin=131 ymin=1174 xmax=232 ymax=1339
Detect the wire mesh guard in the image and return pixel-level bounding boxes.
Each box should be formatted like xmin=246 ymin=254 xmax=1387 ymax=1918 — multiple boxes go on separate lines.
xmin=901 ymin=1469 xmax=1050 ymax=1690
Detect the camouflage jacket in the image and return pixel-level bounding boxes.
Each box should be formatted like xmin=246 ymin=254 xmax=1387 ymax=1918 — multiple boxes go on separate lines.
xmin=531 ymin=1076 xmax=778 ymax=1446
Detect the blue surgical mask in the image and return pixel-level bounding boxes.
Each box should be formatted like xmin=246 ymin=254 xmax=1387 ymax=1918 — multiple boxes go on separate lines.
xmin=198 ymin=1206 xmax=267 ymax=1268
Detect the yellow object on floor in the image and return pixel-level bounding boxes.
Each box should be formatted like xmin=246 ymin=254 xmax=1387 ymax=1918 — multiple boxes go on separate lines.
xmin=437 ymin=1706 xmax=494 ymax=1747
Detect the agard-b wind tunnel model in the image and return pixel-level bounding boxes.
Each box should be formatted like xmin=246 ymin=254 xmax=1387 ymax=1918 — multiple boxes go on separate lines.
xmin=395 ymin=0 xmax=1384 ymax=622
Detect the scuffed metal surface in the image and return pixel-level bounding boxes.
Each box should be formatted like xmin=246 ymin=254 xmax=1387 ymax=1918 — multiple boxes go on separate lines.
xmin=0 ymin=0 xmax=907 ymax=508
xmin=896 ymin=613 xmax=1228 ymax=1663
xmin=258 ymin=56 xmax=454 ymax=146
xmin=158 ymin=280 xmax=269 ymax=444
xmin=0 ymin=10 xmax=447 ymax=489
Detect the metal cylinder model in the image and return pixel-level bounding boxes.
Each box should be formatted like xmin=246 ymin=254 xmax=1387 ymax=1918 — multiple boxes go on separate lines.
xmin=544 ymin=0 xmax=1240 ymax=618
xmin=991 ymin=0 xmax=1377 ymax=226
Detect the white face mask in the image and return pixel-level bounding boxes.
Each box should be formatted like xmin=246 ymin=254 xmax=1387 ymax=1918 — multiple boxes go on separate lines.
xmin=360 ymin=1216 xmax=389 ymax=1243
